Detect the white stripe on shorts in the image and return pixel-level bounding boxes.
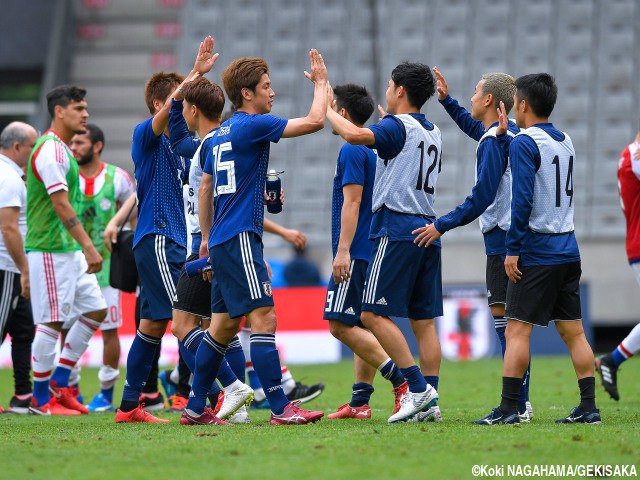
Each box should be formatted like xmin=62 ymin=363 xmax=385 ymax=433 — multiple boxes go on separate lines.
xmin=364 ymin=236 xmax=388 ymax=304
xmin=334 ymin=260 xmax=354 ymax=313
xmin=0 ymin=271 xmax=14 ymax=334
xmin=155 ymin=235 xmax=177 ymax=302
xmin=240 ymin=232 xmax=261 ymax=300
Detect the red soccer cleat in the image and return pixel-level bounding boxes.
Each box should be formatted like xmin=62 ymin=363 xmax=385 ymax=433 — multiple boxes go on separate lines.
xmin=50 ymin=382 xmax=89 ymax=414
xmin=167 ymin=395 xmax=189 ymax=412
xmin=327 ymin=403 xmax=372 ymax=419
xmin=29 ymin=396 xmax=81 ymax=416
xmin=391 ymin=381 xmax=408 ymax=415
xmin=115 ymin=405 xmax=170 ymax=423
xmin=270 ymin=401 xmax=324 ymax=425
xmin=212 ymin=391 xmax=224 ymax=416
xmin=180 ymin=408 xmax=232 ymax=426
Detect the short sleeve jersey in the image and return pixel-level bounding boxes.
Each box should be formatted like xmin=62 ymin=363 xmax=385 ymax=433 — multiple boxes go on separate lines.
xmin=132 ymin=117 xmax=189 ymax=248
xmin=203 ymin=111 xmax=287 ymax=248
xmin=331 ymin=143 xmax=377 ymax=260
xmin=0 ymin=154 xmax=27 ymax=273
xmin=618 ymin=141 xmax=640 ymax=263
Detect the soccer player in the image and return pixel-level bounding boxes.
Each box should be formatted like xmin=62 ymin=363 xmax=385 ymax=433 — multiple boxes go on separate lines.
xmin=0 ymin=122 xmax=38 ymax=413
xmin=322 ymin=84 xmax=411 ymax=421
xmin=595 ymin=128 xmax=640 ymax=401
xmin=182 ymin=50 xmax=329 ymax=426
xmin=115 ymin=36 xmax=218 ymax=423
xmin=474 ymin=73 xmax=601 ymax=425
xmin=412 ymin=68 xmax=533 ymax=421
xmin=27 ymin=85 xmax=108 ymax=415
xmin=64 ymin=124 xmax=135 ymax=412
xmin=326 ymin=62 xmax=442 ymax=423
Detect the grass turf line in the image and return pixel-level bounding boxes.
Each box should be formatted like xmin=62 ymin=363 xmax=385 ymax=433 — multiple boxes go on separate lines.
xmin=0 ymin=357 xmax=638 ymax=480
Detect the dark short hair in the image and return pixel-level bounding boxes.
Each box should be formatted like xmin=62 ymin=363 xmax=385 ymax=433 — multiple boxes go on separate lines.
xmin=390 ymin=62 xmax=435 ymax=110
xmin=84 ymin=123 xmax=105 ymax=154
xmin=222 ymin=57 xmax=269 ymax=109
xmin=46 ymin=85 xmax=87 ymax=117
xmin=515 ymin=73 xmax=557 ymax=118
xmin=182 ymin=77 xmax=225 ymax=122
xmin=144 ymin=72 xmax=184 ymax=114
xmin=333 ymin=84 xmax=375 ymax=125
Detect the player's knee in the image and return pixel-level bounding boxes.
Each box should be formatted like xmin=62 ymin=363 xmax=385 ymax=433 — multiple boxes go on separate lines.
xmin=329 ymin=320 xmax=349 ymax=340
xmin=360 ymin=311 xmax=375 ymax=329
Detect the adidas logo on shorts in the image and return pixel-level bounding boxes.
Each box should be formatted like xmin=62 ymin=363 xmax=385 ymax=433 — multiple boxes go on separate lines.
xmin=344 ymin=307 xmax=355 ymax=315
xmin=376 ymin=297 xmax=388 ymax=305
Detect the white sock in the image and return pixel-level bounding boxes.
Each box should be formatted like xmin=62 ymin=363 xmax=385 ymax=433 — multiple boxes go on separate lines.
xmin=238 ymin=327 xmax=251 ymax=360
xmin=31 ymin=325 xmax=59 ymax=381
xmin=59 ymin=316 xmax=101 ymax=368
xmin=98 ymin=365 xmax=120 ymax=390
xmin=170 ymin=365 xmax=180 ymax=384
xmin=621 ymin=323 xmax=640 ymax=355
xmin=281 ymin=366 xmax=296 ymax=395
xmin=68 ymin=365 xmax=82 ymax=386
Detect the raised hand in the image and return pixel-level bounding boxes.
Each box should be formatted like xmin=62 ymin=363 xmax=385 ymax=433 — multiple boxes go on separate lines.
xmin=496 ymin=100 xmax=508 ymax=135
xmin=377 ymin=104 xmax=387 ymax=121
xmin=173 ymin=71 xmax=201 ymax=101
xmin=432 ymin=67 xmax=448 ymax=101
xmin=193 ymin=35 xmax=219 ymax=75
xmin=304 ymin=49 xmax=328 ymax=83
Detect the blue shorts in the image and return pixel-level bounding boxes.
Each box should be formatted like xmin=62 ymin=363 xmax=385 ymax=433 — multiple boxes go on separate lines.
xmin=362 ymin=236 xmax=443 ymax=319
xmin=323 ymin=259 xmax=368 ymax=326
xmin=134 ymin=234 xmax=186 ymax=321
xmin=210 ymin=231 xmax=274 ymax=318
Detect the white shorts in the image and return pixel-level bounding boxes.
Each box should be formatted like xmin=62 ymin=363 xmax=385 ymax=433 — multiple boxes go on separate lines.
xmin=100 ymin=285 xmax=122 ymax=330
xmin=29 ymin=250 xmax=107 ymax=326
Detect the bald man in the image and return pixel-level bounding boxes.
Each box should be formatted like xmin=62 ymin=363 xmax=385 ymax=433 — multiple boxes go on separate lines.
xmin=0 ymin=121 xmax=38 ymax=413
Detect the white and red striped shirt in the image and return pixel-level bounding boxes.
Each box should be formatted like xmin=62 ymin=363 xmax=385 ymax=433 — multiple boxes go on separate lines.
xmin=618 ymin=141 xmax=640 ymax=263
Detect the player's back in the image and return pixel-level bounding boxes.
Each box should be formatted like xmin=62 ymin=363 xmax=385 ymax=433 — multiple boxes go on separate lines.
xmin=372 ymin=113 xmax=442 ymax=218
xmin=131 ymin=117 xmax=188 ymax=249
xmin=208 ymin=111 xmax=287 ymax=247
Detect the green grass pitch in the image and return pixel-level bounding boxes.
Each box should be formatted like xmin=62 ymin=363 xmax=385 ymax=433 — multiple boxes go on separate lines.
xmin=0 ymin=357 xmax=638 ymax=480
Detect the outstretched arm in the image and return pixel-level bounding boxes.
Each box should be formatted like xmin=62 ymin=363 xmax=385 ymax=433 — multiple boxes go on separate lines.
xmin=152 ymin=36 xmax=218 ymax=136
xmin=103 ymin=193 xmax=137 ymax=252
xmin=326 ymin=107 xmax=375 ymax=145
xmin=434 ymin=67 xmax=485 ymax=142
xmin=281 ymin=49 xmax=328 ymax=138
xmin=263 ymin=218 xmax=306 ymax=250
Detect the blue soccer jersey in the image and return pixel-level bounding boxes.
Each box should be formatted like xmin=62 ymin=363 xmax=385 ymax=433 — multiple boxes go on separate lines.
xmin=331 ymin=143 xmax=377 ymax=261
xmin=132 ymin=117 xmax=189 ymax=248
xmin=203 ymin=111 xmax=287 ymax=247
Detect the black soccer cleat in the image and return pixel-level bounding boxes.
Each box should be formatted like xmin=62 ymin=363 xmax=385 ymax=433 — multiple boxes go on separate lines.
xmin=8 ymin=394 xmax=32 ymax=414
xmin=555 ymin=406 xmax=601 ymax=424
xmin=286 ymin=382 xmax=325 ymax=404
xmin=473 ymin=407 xmax=521 ymax=425
xmin=595 ymin=354 xmax=619 ymax=401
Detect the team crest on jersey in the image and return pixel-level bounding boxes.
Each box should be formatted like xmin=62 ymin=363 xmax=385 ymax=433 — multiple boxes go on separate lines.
xmin=262 ymin=281 xmax=273 ymax=297
xmin=62 ymin=303 xmax=71 ymax=315
xmin=99 ymin=198 xmax=112 ymax=211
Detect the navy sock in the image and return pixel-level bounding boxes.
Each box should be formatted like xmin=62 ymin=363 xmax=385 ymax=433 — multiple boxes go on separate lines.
xmin=379 ymin=358 xmax=405 ymax=388
xmin=250 ymin=333 xmax=289 ymax=415
xmin=50 ymin=366 xmax=72 ymax=388
xmin=578 ymin=377 xmax=596 ymax=412
xmin=400 ymin=365 xmax=427 ymax=393
xmin=187 ymin=331 xmax=227 ymax=415
xmin=350 ymin=382 xmax=374 ymax=407
xmin=120 ymin=331 xmax=161 ymax=411
xmin=499 ymin=376 xmax=522 ymax=415
xmin=612 ymin=348 xmax=626 ymax=367
xmin=225 ymin=336 xmax=246 ymax=383
xmin=101 ymin=386 xmax=114 ymax=403
xmin=247 ymin=365 xmax=262 ymax=390
xmin=216 ymin=359 xmax=238 ymax=388
xmin=208 ymin=380 xmax=221 ymax=403
xmin=179 ymin=327 xmax=204 ymax=372
xmin=518 ymin=360 xmax=531 ymax=405
xmin=494 ymin=316 xmax=506 ymax=357
xmin=425 ymin=375 xmax=439 ymax=392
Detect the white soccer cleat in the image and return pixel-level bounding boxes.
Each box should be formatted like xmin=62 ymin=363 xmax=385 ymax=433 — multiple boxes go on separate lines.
xmin=228 ymin=405 xmax=251 ymax=424
xmin=518 ymin=401 xmax=534 ymax=422
xmin=388 ymin=385 xmax=438 ymax=423
xmin=407 ymin=404 xmax=442 ymax=423
xmin=217 ymin=383 xmax=254 ymax=420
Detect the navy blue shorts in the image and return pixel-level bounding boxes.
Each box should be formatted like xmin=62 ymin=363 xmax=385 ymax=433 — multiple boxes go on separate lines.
xmin=134 ymin=234 xmax=186 ymax=321
xmin=362 ymin=236 xmax=443 ymax=320
xmin=210 ymin=231 xmax=274 ymax=318
xmin=323 ymin=259 xmax=368 ymax=326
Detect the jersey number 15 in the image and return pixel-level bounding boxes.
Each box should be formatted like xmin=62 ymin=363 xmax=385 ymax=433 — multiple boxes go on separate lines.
xmin=212 ymin=142 xmax=236 ymax=196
